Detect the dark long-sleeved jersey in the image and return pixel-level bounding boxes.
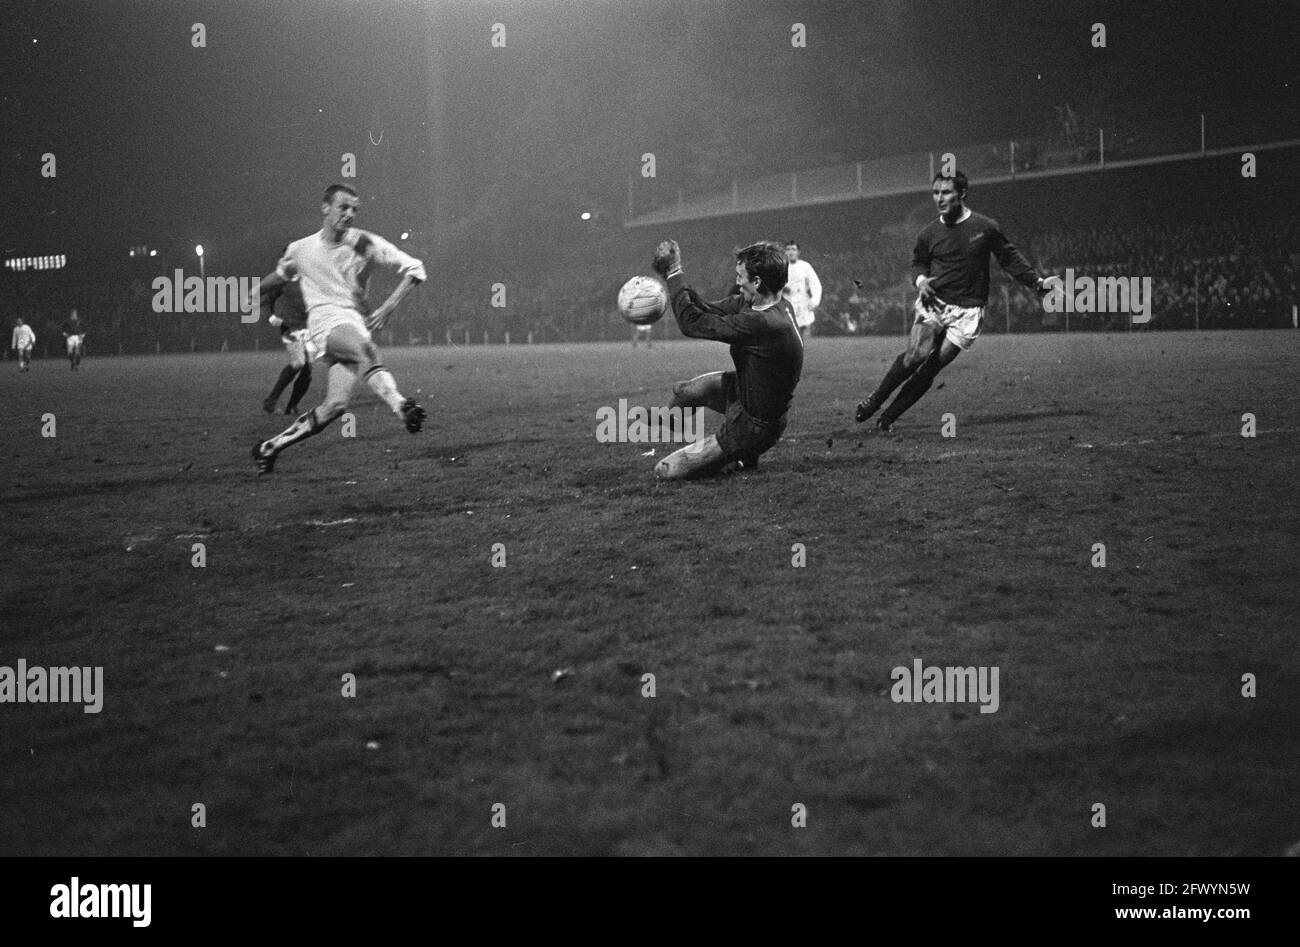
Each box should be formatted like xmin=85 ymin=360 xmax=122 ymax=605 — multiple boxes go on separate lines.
xmin=911 ymin=210 xmax=1041 ymax=307
xmin=261 ymin=279 xmax=308 ymax=333
xmin=666 ymin=272 xmax=803 ymax=422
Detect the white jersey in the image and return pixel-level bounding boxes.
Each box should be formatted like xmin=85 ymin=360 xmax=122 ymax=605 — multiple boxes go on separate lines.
xmin=12 ymin=325 xmax=35 ymax=349
xmin=276 ymin=228 xmax=426 ymax=316
xmin=782 ymin=258 xmax=822 ymax=328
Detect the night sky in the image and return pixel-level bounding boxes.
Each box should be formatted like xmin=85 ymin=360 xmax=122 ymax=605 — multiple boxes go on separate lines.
xmin=2 ymin=0 xmax=1295 ymax=276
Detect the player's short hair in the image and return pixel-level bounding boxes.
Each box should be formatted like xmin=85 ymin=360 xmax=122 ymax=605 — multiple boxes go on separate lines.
xmin=932 ymin=170 xmax=969 ymax=195
xmin=785 ymin=240 xmax=799 ymax=249
xmin=323 ymin=183 xmax=359 ymax=205
xmin=736 ymin=241 xmax=789 ymax=296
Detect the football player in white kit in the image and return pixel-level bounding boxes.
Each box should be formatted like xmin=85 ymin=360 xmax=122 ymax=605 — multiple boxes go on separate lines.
xmin=11 ymin=318 xmax=35 ymax=371
xmin=782 ymin=241 xmax=821 ymax=344
xmin=252 ymin=184 xmax=427 ymax=474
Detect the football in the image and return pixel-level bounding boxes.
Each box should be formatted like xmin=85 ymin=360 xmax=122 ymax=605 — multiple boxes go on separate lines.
xmin=617 ymin=275 xmax=668 ymax=325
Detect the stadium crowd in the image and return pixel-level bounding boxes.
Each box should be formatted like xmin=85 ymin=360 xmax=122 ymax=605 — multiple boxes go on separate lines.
xmin=811 ymin=216 xmax=1300 ymax=335
xmin=5 ymin=216 xmax=1296 ymax=356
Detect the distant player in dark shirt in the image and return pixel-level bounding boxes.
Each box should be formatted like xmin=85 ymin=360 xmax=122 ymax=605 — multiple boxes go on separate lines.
xmin=260 ymin=274 xmax=313 ymax=415
xmin=855 ymin=171 xmax=1060 ymax=431
xmin=61 ymin=309 xmax=86 ymax=371
xmin=652 ymin=239 xmax=803 ymax=479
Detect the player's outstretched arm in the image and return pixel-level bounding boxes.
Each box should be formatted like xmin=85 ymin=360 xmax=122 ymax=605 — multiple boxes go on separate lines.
xmin=366 ymin=274 xmax=422 ymax=332
xmin=365 ymin=232 xmax=427 ymax=283
xmin=260 ymin=279 xmax=286 ymax=326
xmin=1037 ymin=274 xmax=1064 ymax=297
xmin=652 ymin=240 xmax=752 ymax=343
xmin=245 ymin=270 xmax=287 ymax=318
xmin=989 ymin=225 xmax=1046 ymax=293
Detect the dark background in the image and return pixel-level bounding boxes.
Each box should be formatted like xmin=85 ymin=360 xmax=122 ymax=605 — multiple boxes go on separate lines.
xmin=3 ymin=0 xmax=1295 ymax=276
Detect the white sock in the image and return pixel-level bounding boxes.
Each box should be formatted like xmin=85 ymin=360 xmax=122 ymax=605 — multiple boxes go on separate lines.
xmin=364 ymin=367 xmax=406 ymax=413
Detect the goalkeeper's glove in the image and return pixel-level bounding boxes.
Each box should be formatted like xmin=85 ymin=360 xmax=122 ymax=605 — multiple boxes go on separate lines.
xmin=268 ymin=315 xmax=283 ymax=328
xmin=652 ymin=240 xmax=682 ymax=279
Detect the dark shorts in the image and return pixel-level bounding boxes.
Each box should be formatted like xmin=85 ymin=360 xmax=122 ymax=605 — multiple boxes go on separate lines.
xmin=715 ymin=372 xmax=788 ymax=459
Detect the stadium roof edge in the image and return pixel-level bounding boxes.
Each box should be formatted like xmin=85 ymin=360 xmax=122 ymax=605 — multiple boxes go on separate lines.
xmin=623 ymin=138 xmax=1300 ymax=229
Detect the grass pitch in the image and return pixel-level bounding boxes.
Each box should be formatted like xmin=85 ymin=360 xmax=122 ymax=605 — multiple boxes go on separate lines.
xmin=1 ymin=331 xmax=1296 ymax=855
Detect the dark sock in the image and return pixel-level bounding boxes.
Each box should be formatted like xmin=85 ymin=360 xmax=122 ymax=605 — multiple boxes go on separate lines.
xmin=268 ymin=364 xmax=297 ymax=402
xmin=288 ymin=364 xmax=312 ymax=406
xmin=883 ymin=349 xmax=945 ymax=422
xmin=869 ymin=353 xmax=914 ymax=403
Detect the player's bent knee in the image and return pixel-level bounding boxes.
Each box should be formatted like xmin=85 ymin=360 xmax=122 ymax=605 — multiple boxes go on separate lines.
xmin=675 ymin=375 xmax=710 ymax=396
xmin=340 ymin=340 xmax=380 ymax=374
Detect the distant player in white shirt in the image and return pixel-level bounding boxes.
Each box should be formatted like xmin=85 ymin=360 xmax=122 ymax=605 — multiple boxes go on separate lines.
xmin=11 ymin=318 xmax=35 ymax=371
xmin=251 ymin=184 xmax=427 ymax=474
xmin=782 ymin=241 xmax=821 ymax=344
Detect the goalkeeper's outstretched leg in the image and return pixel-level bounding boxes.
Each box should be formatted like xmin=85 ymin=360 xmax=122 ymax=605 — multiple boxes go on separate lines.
xmin=655 ymin=434 xmax=728 ymax=480
xmin=655 ymin=390 xmax=785 ymax=480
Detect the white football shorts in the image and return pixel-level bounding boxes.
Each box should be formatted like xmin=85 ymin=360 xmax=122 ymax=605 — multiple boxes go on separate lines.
xmin=914 ymin=297 xmax=984 ymax=351
xmin=280 ymin=328 xmax=310 ymax=367
xmin=305 ymin=305 xmax=371 ymax=362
